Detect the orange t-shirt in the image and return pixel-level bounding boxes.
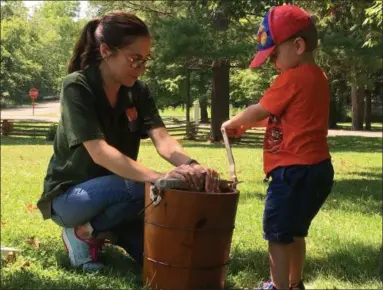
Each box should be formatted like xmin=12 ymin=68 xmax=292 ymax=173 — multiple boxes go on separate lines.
xmin=259 ymin=64 xmax=331 ymax=174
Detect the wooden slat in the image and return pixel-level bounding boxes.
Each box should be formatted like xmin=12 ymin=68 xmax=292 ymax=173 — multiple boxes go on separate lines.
xmin=10 ymin=129 xmax=47 ymax=134
xmin=168 ymin=133 xmax=186 ymax=137
xmin=8 ymin=132 xmax=46 ymax=137
xmin=12 ymin=124 xmax=52 ymax=129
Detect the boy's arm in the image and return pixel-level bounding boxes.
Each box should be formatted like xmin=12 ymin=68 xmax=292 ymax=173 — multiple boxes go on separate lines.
xmin=248 ymin=117 xmax=269 ymax=128
xmin=225 ymin=103 xmax=271 ymax=130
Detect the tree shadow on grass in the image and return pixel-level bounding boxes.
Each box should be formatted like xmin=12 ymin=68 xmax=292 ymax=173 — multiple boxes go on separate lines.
xmin=224 ymin=242 xmax=381 ymax=289
xmin=327 ymin=136 xmax=382 ymax=153
xmin=54 ymin=244 xmax=144 ymax=287
xmin=325 ymin=177 xmax=382 ymax=215
xmin=1 ymin=135 xmax=381 ymax=154
xmin=303 ymin=242 xmax=382 ymax=286
xmin=224 ymin=247 xmax=269 ymax=289
xmin=1 ymin=237 xmax=143 ymax=289
xmin=0 ymin=136 xmax=51 ymax=146
xmin=0 ymin=269 xmax=93 ymax=289
xmin=239 ymin=175 xmax=382 ymax=216
xmin=176 ymin=136 xmax=382 ymax=153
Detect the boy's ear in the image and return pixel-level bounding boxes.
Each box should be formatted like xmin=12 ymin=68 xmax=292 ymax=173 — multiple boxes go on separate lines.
xmin=294 ymin=37 xmax=306 ymax=55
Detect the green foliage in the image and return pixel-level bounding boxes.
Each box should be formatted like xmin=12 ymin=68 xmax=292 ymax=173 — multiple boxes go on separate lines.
xmin=0 ymin=1 xmax=84 ymax=106
xmin=230 ymin=69 xmax=265 ymax=107
xmin=1 ymin=0 xmax=381 ymax=129
xmin=363 ymin=0 xmax=382 ymax=48
xmin=45 ymin=124 xmax=58 ymax=141
xmin=0 ymin=120 xmax=14 ymax=136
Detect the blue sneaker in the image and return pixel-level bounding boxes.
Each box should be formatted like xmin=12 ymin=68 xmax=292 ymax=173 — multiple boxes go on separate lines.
xmin=62 ymin=227 xmax=105 ymax=272
xmin=258 ymin=281 xmax=278 ymax=290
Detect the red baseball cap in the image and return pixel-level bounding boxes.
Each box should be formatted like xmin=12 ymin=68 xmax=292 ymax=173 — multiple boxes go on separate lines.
xmin=249 ymin=5 xmax=313 ymax=69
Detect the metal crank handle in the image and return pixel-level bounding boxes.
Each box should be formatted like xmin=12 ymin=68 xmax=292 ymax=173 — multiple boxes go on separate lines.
xmin=221 ymin=127 xmax=239 ymax=188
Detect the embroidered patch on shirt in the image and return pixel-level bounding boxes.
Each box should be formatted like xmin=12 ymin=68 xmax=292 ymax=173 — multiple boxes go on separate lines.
xmin=126 ymin=107 xmax=138 ymax=121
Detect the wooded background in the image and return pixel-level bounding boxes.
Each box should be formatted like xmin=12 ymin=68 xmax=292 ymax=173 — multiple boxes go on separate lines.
xmin=1 ymin=0 xmax=382 ymax=141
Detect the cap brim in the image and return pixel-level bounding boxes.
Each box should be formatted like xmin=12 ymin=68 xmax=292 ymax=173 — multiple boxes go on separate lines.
xmin=249 ymin=46 xmax=275 ymax=69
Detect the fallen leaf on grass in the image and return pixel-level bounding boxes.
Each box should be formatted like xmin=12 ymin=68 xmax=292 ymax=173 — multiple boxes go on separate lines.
xmin=25 ymin=237 xmax=40 ymax=249
xmin=20 ymin=261 xmax=31 ymax=269
xmin=5 ymin=252 xmax=16 ymax=264
xmin=26 ymin=204 xmax=38 ymax=211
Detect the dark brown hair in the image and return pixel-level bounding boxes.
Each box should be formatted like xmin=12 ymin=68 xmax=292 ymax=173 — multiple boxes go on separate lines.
xmin=291 ymin=15 xmax=319 ymax=52
xmin=67 ymin=11 xmax=150 ymax=73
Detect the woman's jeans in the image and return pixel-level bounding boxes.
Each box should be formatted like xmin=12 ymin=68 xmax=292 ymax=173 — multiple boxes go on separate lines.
xmin=51 ymin=175 xmax=145 ymax=264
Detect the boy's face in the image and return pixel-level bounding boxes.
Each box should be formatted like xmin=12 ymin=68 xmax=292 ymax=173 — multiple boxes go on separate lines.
xmin=269 ymin=37 xmax=306 ymax=72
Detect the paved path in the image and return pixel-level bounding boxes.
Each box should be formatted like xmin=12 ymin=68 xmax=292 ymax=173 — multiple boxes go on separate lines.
xmin=1 ymin=101 xmax=381 ymax=138
xmin=1 ymin=101 xmax=60 ymax=122
xmin=327 ymin=129 xmax=381 ymax=138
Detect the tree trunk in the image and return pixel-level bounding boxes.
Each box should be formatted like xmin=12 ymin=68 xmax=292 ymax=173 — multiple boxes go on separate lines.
xmin=351 ymin=83 xmax=364 ymax=130
xmin=358 ymin=87 xmax=365 ymax=129
xmin=185 ymin=70 xmax=190 ymax=123
xmin=197 ymin=72 xmax=209 ymax=123
xmin=211 ymin=60 xmax=230 ymax=142
xmin=210 ymin=0 xmax=230 ymax=141
xmin=364 ymin=92 xmax=372 ymax=131
xmin=199 ymin=97 xmax=209 ymax=123
xmin=329 ymin=95 xmax=338 ymax=129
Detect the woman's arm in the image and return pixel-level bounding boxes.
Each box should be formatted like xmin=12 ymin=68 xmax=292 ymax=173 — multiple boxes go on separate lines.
xmin=83 ymin=139 xmax=164 ymax=183
xmin=148 ymin=127 xmax=220 ymax=192
xmin=148 ymin=127 xmax=195 ymax=166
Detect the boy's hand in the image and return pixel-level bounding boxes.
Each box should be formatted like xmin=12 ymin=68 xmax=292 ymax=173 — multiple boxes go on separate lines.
xmin=221 ymin=121 xmax=246 ymax=137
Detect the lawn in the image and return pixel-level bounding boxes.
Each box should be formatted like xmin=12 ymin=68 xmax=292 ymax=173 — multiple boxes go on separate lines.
xmin=1 ymin=135 xmax=382 ymax=289
xmin=336 ymin=122 xmax=382 ymax=132
xmin=159 ymin=106 xmax=247 ymax=119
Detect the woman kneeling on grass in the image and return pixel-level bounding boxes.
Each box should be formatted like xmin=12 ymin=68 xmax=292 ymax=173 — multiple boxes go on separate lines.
xmin=37 ymin=11 xmax=220 ymax=272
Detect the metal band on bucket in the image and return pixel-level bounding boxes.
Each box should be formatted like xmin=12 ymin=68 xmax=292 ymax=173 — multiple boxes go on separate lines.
xmin=144 ymin=256 xmax=230 ymax=270
xmin=144 ymin=219 xmax=235 ymax=232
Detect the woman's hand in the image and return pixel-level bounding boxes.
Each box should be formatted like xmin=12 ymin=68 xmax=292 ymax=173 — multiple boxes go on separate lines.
xmin=161 ymin=164 xmax=220 ymax=193
xmin=188 ymin=164 xmax=220 ymax=193
xmin=161 ymin=166 xmax=190 ymax=186
xmin=167 ymin=164 xmax=205 ymax=191
xmin=201 ymin=166 xmax=220 ymax=193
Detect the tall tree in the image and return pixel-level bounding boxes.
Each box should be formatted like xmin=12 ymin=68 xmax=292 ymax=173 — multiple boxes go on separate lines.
xmin=309 ymin=0 xmax=382 ymax=130
xmin=0 ymin=1 xmax=84 ymax=106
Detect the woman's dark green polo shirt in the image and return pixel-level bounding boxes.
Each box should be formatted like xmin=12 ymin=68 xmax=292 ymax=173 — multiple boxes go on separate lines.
xmin=37 ymin=64 xmax=164 ymax=220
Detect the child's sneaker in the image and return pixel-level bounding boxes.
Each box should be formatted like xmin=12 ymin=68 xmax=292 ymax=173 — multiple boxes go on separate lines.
xmin=257 ymin=281 xmax=278 ymax=290
xmin=62 ymin=227 xmax=105 ymax=272
xmin=290 ymin=281 xmax=305 ymax=290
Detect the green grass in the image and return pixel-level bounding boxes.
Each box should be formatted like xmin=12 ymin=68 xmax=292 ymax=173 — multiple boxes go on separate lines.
xmin=1 ymin=135 xmax=382 ymax=289
xmin=159 ymin=107 xmax=186 ymax=117
xmin=336 ymin=122 xmax=382 ymax=132
xmin=159 ymin=106 xmax=245 ymax=119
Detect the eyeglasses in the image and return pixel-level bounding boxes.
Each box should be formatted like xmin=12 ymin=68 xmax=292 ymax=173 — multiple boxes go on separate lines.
xmin=118 ymin=49 xmax=153 ymax=69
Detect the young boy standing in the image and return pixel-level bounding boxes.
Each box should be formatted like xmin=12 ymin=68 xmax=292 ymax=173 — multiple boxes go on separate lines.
xmin=222 ymin=5 xmax=334 ymax=290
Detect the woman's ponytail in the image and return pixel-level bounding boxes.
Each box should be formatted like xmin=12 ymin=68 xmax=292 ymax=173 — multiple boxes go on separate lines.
xmin=67 ymin=18 xmax=101 ymax=73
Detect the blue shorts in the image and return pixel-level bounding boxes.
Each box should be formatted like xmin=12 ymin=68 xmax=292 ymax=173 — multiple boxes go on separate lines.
xmin=263 ymin=159 xmax=334 ymax=244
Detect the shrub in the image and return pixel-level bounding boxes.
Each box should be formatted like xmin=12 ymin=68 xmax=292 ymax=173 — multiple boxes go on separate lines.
xmin=46 ymin=124 xmax=58 ymax=141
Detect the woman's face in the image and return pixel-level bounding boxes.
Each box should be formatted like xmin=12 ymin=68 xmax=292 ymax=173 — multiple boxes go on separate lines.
xmin=101 ymin=36 xmax=151 ymax=87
